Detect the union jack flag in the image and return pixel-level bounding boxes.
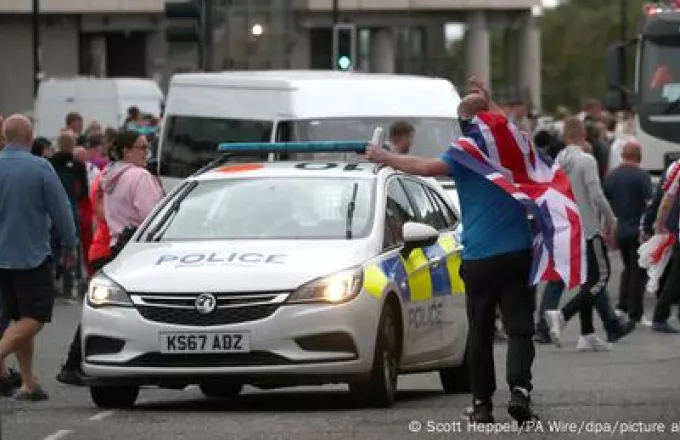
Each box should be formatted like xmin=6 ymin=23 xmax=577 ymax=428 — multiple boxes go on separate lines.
xmin=446 ymin=112 xmax=586 ymax=289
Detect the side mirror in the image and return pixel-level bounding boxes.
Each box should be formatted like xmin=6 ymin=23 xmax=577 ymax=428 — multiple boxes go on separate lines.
xmin=401 ymin=222 xmax=439 ymax=257
xmin=605 ymin=43 xmax=625 ymax=89
xmin=604 ymin=88 xmax=628 ymax=112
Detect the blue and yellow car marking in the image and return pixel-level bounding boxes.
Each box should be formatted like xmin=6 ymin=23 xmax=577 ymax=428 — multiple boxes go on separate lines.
xmin=362 ymin=234 xmax=465 ymax=301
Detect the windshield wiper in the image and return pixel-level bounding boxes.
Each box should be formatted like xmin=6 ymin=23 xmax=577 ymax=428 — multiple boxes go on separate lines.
xmin=663 ymin=97 xmax=680 ymax=115
xmin=346 ymin=182 xmax=359 ymax=240
xmin=145 ymin=181 xmax=199 ymax=242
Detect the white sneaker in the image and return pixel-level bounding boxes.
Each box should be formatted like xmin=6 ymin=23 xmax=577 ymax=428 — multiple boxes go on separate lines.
xmin=641 ymin=316 xmax=653 ymax=327
xmin=545 ymin=310 xmax=565 ymax=348
xmin=614 ymin=309 xmax=625 ymax=319
xmin=576 ymin=334 xmax=612 ymax=352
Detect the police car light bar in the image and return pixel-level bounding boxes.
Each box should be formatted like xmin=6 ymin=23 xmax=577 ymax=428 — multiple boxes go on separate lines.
xmin=217 ymin=141 xmax=368 ymax=154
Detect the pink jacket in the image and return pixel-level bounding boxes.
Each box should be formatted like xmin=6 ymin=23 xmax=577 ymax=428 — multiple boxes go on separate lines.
xmin=100 ymin=162 xmax=164 ymax=246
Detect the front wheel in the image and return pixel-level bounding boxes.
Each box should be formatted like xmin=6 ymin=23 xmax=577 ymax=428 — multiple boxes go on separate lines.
xmin=349 ymin=304 xmax=399 ymax=408
xmin=439 ymin=346 xmax=471 ymax=393
xmin=90 ymin=386 xmax=139 ymax=409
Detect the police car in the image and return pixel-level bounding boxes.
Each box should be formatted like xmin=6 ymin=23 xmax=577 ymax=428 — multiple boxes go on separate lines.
xmin=81 ymin=141 xmax=469 ymax=409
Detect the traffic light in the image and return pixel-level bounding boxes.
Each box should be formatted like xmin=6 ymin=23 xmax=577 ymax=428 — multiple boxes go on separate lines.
xmin=332 ymin=23 xmax=356 ymax=71
xmin=164 ymin=1 xmax=202 ymax=44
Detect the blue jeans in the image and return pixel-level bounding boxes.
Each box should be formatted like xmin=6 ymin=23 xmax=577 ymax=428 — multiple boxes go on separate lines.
xmin=536 ymin=280 xmax=621 ymax=335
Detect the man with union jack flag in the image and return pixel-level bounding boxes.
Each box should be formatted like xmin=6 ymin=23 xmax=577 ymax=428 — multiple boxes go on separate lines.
xmin=364 ymin=76 xmax=587 ymax=425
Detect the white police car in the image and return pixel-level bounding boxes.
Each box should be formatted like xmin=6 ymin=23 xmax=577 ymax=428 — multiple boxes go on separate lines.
xmin=81 ymin=142 xmax=469 ymax=409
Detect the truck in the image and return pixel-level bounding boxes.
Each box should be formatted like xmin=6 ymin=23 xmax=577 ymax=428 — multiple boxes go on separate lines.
xmin=606 ymin=0 xmax=680 ymax=175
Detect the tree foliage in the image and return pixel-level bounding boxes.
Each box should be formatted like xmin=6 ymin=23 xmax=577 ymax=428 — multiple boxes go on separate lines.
xmin=539 ymin=0 xmax=646 ymax=112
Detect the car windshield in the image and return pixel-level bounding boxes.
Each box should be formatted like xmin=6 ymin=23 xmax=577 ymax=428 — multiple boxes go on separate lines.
xmin=145 ymin=177 xmax=375 ymax=241
xmin=279 ymin=117 xmax=459 ymax=161
xmin=640 ymin=38 xmax=680 ymax=109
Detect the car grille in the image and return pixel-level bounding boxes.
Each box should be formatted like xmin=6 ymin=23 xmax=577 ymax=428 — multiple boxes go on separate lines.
xmin=129 ymin=291 xmax=289 ymax=326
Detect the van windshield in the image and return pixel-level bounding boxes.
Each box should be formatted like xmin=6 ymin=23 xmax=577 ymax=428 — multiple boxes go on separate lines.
xmin=160 ymin=115 xmax=274 ymax=179
xmin=279 ymin=117 xmax=460 ymax=161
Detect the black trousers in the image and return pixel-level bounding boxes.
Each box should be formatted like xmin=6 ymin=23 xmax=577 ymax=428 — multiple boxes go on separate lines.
xmin=653 ymin=243 xmax=680 ymax=323
xmin=562 ymin=235 xmax=611 ymax=335
xmin=460 ymin=249 xmax=535 ymax=402
xmin=64 ymin=256 xmax=111 ymax=370
xmin=616 ymin=236 xmax=647 ymax=322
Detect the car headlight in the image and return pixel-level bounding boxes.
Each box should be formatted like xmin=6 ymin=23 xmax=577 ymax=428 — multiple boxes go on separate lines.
xmin=287 ymin=267 xmax=364 ymax=304
xmin=87 ymin=274 xmax=133 ymax=308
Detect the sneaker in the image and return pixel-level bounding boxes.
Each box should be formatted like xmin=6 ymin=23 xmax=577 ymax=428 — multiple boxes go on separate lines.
xmin=533 ymin=331 xmax=552 ymax=344
xmin=507 ymin=387 xmax=539 ymax=425
xmin=607 ymin=320 xmax=636 ymax=343
xmin=614 ymin=308 xmax=626 ymax=319
xmin=651 ymin=321 xmax=680 ymax=334
xmin=641 ymin=316 xmax=653 ymax=327
xmin=56 ymin=366 xmax=86 ymax=387
xmin=576 ymin=334 xmax=612 ymax=351
xmin=0 ymin=373 xmax=18 ymax=397
xmin=14 ymin=386 xmax=49 ymax=402
xmin=544 ymin=310 xmax=565 ymax=348
xmin=7 ymin=368 xmax=22 ymax=388
xmin=463 ymin=399 xmax=494 ymax=423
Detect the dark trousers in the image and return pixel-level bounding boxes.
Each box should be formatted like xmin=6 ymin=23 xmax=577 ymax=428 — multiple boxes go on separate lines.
xmin=461 ymin=249 xmax=535 ymax=402
xmin=562 ymin=235 xmax=611 ymax=335
xmin=652 ymin=243 xmax=680 ymax=323
xmin=616 ymin=236 xmax=647 ymax=322
xmin=64 ymin=255 xmax=110 ymax=370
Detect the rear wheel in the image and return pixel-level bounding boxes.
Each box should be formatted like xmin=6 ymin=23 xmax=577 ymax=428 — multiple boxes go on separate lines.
xmin=90 ymin=386 xmax=139 ymax=409
xmin=199 ymin=382 xmax=243 ymax=398
xmin=439 ymin=346 xmax=471 ymax=393
xmin=349 ymin=304 xmax=400 ymax=408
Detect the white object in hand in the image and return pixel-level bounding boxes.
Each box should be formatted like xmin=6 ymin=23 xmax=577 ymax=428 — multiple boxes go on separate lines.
xmin=371 ymin=127 xmax=384 ymax=145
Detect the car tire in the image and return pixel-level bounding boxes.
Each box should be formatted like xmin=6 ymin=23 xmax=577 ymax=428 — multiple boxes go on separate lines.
xmin=90 ymin=386 xmax=139 ymax=409
xmin=349 ymin=303 xmax=399 ymax=408
xmin=199 ymin=383 xmax=243 ymax=398
xmin=439 ymin=346 xmax=471 ymax=393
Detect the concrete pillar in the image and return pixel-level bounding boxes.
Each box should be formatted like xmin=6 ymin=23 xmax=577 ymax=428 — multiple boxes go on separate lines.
xmin=465 ymin=11 xmax=490 ymax=90
xmin=90 ymin=36 xmax=107 ymax=77
xmin=370 ymin=28 xmax=395 ymax=74
xmin=518 ymin=12 xmax=542 ymax=110
xmin=290 ymin=29 xmax=311 ymax=69
xmin=425 ymin=24 xmax=445 ymax=76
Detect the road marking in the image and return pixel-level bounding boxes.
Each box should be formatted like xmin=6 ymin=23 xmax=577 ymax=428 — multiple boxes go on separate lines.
xmin=43 ymin=430 xmax=72 ymax=440
xmin=89 ymin=410 xmax=115 ymax=421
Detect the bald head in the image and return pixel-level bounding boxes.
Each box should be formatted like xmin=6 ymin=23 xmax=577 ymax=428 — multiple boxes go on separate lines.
xmin=621 ymin=140 xmax=641 ymax=163
xmin=458 ymin=93 xmax=489 ymax=119
xmin=2 ymin=114 xmax=33 ymax=148
xmin=73 ymin=146 xmax=88 ymax=163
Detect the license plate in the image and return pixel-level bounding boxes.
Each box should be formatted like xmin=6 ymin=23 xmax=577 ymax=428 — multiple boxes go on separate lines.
xmin=159 ymin=332 xmax=250 ymax=354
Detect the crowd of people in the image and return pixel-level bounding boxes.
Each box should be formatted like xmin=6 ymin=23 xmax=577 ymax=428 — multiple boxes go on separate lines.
xmin=0 ymin=108 xmax=165 ymax=400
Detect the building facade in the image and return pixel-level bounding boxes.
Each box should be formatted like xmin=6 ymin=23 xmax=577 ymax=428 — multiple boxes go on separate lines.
xmin=0 ymin=0 xmax=541 ymax=115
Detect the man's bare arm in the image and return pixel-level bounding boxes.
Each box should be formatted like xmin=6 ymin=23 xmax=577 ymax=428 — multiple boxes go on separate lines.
xmin=381 ymin=154 xmax=450 ymax=177
xmin=655 ymin=192 xmax=675 ymax=233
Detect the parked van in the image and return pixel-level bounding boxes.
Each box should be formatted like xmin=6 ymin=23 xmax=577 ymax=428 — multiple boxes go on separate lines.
xmin=157 ymin=70 xmax=462 ymax=191
xmin=34 ymin=77 xmax=164 ymax=138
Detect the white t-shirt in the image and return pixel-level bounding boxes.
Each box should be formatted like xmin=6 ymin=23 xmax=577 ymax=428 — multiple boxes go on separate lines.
xmin=608 ymin=135 xmax=636 ymax=173
xmin=86 ymin=162 xmax=100 ymax=186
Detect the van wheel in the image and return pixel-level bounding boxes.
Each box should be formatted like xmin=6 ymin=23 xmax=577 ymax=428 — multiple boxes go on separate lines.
xmin=90 ymin=386 xmax=139 ymax=409
xmin=199 ymin=383 xmax=243 ymax=398
xmin=439 ymin=346 xmax=471 ymax=393
xmin=349 ymin=304 xmax=399 ymax=408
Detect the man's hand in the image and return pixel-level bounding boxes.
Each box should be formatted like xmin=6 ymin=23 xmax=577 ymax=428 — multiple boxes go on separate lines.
xmin=61 ymin=248 xmax=77 ymax=269
xmin=364 ymin=143 xmax=391 ymax=164
xmin=654 ymin=220 xmax=668 ymax=235
xmin=468 ymin=75 xmax=489 ymax=98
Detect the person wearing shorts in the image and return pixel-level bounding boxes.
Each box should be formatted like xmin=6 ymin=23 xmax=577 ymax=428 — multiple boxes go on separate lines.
xmin=0 ymin=115 xmax=77 ymax=401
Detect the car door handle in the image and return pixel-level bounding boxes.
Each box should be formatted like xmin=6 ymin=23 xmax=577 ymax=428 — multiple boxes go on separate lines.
xmin=430 ymin=257 xmax=444 ymax=268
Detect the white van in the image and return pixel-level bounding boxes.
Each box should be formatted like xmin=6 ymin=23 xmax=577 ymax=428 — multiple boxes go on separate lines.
xmin=34 ymin=77 xmax=164 ymax=138
xmin=157 ymin=70 xmax=462 ymax=194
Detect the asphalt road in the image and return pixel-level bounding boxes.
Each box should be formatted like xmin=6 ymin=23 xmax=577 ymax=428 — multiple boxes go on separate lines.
xmin=3 ymin=254 xmax=680 ymax=440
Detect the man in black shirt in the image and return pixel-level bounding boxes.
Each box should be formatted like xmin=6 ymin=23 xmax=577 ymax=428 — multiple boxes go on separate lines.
xmin=603 ymin=141 xmax=653 ymax=323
